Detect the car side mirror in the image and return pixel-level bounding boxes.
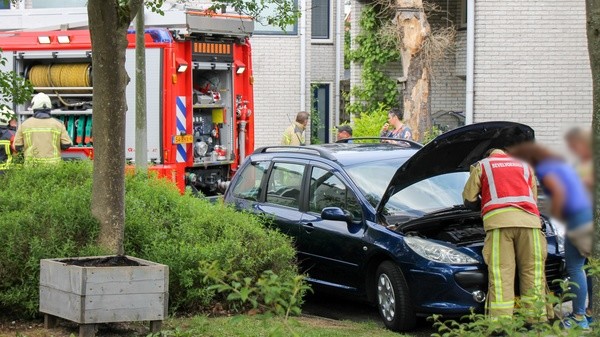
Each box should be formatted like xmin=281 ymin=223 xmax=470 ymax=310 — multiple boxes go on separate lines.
xmin=321 ymin=207 xmax=353 ymax=223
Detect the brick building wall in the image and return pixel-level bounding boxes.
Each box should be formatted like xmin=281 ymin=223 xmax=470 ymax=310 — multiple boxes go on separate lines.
xmin=473 ymin=0 xmax=592 ymax=146
xmin=252 ymin=36 xmax=306 ymax=147
xmin=350 ymin=0 xmax=592 ymax=144
xmin=310 ymin=0 xmax=343 ymax=142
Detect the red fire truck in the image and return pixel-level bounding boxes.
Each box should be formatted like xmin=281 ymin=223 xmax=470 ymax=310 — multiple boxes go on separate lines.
xmin=0 ymin=11 xmax=255 ymax=194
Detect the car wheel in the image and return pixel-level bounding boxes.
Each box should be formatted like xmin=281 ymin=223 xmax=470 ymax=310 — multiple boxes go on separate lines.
xmin=375 ymin=261 xmax=415 ymax=331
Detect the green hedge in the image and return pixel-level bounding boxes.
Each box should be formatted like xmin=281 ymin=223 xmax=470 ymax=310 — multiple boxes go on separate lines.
xmin=0 ymin=162 xmax=297 ymax=317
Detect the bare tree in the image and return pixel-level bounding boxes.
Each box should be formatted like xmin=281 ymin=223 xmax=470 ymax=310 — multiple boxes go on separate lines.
xmin=377 ymin=0 xmax=455 ymax=140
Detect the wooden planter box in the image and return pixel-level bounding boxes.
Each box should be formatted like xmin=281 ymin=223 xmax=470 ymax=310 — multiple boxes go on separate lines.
xmin=39 ymin=255 xmax=168 ymax=336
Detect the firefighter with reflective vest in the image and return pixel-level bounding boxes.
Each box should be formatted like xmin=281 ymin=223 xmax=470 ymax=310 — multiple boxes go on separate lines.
xmin=281 ymin=111 xmax=309 ymax=146
xmin=0 ymin=106 xmax=17 ymax=171
xmin=462 ymin=131 xmax=547 ymax=320
xmin=14 ymin=93 xmax=72 ymax=164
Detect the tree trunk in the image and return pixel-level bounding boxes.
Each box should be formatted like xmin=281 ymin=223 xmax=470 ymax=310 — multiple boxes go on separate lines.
xmin=135 ymin=4 xmax=148 ymax=171
xmin=396 ymin=1 xmax=432 ymax=141
xmin=586 ymin=0 xmax=600 ymax=321
xmin=88 ymin=0 xmax=143 ymax=255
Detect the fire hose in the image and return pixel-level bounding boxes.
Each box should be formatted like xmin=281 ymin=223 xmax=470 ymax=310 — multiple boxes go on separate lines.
xmin=27 ymin=63 xmax=92 ymax=107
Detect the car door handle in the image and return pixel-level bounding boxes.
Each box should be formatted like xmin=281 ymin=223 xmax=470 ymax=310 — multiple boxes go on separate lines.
xmin=302 ymin=222 xmax=314 ymax=233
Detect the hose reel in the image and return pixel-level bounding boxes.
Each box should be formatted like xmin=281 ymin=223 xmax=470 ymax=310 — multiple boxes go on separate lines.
xmin=26 ymin=63 xmax=92 ymax=108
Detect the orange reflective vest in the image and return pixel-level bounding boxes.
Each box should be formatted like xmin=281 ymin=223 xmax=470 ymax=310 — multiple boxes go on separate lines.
xmin=480 ymin=153 xmax=539 ymax=217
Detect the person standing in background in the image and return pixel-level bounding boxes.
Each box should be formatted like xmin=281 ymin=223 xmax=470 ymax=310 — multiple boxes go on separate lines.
xmin=381 ymin=108 xmax=412 ymax=141
xmin=282 ymin=111 xmax=309 ymax=146
xmin=14 ymin=93 xmax=72 ymax=164
xmin=336 ymin=125 xmax=353 ymax=142
xmin=512 ymin=142 xmax=592 ymax=329
xmin=0 ymin=107 xmax=17 ymax=172
xmin=565 ymin=127 xmax=593 ymax=193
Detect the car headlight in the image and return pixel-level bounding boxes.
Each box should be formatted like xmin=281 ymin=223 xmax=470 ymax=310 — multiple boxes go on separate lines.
xmin=404 ymin=236 xmax=478 ymax=265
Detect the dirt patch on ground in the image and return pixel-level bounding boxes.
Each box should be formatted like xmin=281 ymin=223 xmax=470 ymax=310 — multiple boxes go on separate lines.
xmin=0 ymin=318 xmax=149 ymax=337
xmin=296 ymin=315 xmax=359 ymax=329
xmin=61 ymin=256 xmax=141 ymax=267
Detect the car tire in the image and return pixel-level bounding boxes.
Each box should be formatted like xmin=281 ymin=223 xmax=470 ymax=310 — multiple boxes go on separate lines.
xmin=375 ymin=261 xmax=415 ymax=331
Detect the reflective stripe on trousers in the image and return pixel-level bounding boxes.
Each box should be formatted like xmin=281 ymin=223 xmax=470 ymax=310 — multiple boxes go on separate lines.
xmin=484 ymin=228 xmax=547 ymax=319
xmin=0 ymin=139 xmax=11 ymax=170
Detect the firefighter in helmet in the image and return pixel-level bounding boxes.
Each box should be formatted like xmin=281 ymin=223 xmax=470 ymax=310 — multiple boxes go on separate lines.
xmin=14 ymin=93 xmax=72 ymax=164
xmin=0 ymin=106 xmax=17 ymax=172
xmin=462 ymin=127 xmax=548 ymax=321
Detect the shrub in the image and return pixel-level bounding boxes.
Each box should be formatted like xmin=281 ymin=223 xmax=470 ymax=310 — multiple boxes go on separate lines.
xmin=423 ymin=125 xmax=443 ymax=144
xmin=351 ymin=103 xmax=389 ymax=138
xmin=431 ymin=279 xmax=592 ymax=336
xmin=0 ymin=162 xmax=298 ymax=317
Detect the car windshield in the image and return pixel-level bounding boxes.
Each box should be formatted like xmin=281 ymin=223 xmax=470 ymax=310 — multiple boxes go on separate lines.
xmin=346 ymin=159 xmax=470 ymax=219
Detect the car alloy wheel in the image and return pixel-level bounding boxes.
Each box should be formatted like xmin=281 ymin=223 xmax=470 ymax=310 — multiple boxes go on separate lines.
xmin=375 ymin=261 xmax=416 ymax=331
xmin=378 ymin=273 xmax=396 ymax=321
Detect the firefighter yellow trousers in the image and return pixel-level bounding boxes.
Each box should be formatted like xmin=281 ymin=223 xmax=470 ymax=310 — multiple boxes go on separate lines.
xmin=482 ymin=227 xmax=547 ymax=318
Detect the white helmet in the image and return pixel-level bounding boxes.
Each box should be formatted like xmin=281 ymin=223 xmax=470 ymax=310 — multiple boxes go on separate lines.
xmin=31 ymin=92 xmax=52 ymax=110
xmin=0 ymin=106 xmax=16 ymax=126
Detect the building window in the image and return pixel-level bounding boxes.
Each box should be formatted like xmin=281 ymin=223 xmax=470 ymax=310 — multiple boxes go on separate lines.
xmin=311 ymin=0 xmax=330 ymax=40
xmin=311 ymin=83 xmax=330 ymax=144
xmin=31 ymin=0 xmax=87 ymax=8
xmin=0 ymin=2 xmax=10 ymax=9
xmin=254 ymin=2 xmax=298 ymax=35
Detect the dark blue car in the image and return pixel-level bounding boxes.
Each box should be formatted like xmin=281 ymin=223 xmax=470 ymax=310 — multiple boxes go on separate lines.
xmin=223 ymin=122 xmax=564 ymax=331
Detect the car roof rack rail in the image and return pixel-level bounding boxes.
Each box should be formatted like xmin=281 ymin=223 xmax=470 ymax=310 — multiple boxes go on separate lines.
xmin=253 ymin=146 xmax=337 ymax=160
xmin=335 ymin=137 xmax=424 ymax=149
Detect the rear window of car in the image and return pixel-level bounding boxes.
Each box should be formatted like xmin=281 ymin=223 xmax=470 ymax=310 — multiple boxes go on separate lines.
xmin=231 ymin=161 xmax=270 ymax=201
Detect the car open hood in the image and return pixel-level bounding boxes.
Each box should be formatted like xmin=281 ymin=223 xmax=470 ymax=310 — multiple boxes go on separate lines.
xmin=376 ymin=121 xmax=535 ymax=216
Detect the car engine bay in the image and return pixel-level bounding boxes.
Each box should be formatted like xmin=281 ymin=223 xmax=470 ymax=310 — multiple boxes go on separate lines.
xmin=398 ymin=214 xmax=486 ymax=246
xmin=396 ymin=213 xmax=552 ymax=247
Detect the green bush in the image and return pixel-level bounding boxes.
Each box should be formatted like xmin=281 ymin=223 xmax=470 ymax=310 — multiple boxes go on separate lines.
xmin=0 ymin=162 xmax=298 ymax=317
xmin=431 ymin=279 xmax=592 ymax=336
xmin=352 ymin=103 xmax=389 ymax=138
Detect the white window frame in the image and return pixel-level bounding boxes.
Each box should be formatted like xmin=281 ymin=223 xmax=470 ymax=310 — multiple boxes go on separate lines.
xmin=311 ymin=0 xmax=333 ymax=44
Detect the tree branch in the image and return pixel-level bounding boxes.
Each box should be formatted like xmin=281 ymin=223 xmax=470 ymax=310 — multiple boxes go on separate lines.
xmin=127 ymin=0 xmax=145 ymax=24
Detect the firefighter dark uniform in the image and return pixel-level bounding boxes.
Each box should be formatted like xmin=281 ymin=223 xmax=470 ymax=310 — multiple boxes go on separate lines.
xmin=463 ymin=149 xmax=547 ymax=319
xmin=14 ymin=93 xmax=72 ymax=164
xmin=0 ymin=125 xmax=15 ymax=171
xmin=0 ymin=107 xmax=16 ymax=172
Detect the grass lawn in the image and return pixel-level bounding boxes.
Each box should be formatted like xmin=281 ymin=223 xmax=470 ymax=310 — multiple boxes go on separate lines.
xmin=162 ymin=315 xmax=409 ymax=337
xmin=0 ymin=315 xmax=412 ymax=337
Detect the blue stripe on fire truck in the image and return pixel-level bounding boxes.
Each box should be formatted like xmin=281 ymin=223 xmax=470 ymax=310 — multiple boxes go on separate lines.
xmin=175 ymin=96 xmax=187 ymax=163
